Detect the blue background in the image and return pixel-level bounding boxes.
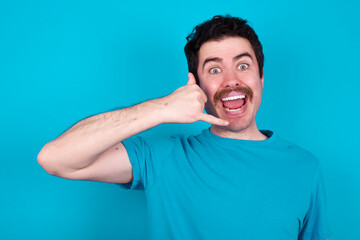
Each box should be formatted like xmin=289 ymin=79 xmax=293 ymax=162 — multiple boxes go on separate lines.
xmin=1 ymin=0 xmax=359 ymax=239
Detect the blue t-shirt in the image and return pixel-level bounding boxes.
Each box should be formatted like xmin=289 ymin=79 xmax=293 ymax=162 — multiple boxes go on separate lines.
xmin=118 ymin=129 xmax=331 ymax=240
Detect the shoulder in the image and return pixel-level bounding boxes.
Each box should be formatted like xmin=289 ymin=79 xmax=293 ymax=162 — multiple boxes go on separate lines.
xmin=275 ymin=135 xmax=321 ymax=172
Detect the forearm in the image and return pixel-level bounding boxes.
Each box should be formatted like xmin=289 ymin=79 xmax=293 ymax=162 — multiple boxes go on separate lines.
xmin=38 ymin=99 xmax=165 ymax=174
xmin=38 ymin=73 xmax=228 ymax=177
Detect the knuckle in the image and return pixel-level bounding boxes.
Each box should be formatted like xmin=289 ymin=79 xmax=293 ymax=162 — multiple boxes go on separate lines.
xmin=197 ymin=95 xmax=203 ymax=102
xmin=203 ymin=94 xmax=208 ymax=102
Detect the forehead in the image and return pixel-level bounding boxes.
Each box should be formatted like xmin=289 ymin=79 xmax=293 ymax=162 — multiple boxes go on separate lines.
xmin=198 ymin=36 xmax=256 ymax=65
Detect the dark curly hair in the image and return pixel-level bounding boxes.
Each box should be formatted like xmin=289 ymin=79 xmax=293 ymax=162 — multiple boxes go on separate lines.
xmin=184 ymin=15 xmax=264 ymax=85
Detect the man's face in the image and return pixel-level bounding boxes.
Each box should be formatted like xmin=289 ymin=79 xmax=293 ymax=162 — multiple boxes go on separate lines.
xmin=197 ymin=36 xmax=264 ymax=133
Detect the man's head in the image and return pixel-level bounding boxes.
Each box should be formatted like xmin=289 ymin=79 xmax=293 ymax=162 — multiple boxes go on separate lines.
xmin=184 ymin=15 xmax=265 ymax=137
xmin=184 ymin=15 xmax=264 ymax=85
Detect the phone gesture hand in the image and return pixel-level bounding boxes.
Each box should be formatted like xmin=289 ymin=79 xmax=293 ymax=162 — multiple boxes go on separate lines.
xmin=160 ymin=73 xmax=229 ymax=126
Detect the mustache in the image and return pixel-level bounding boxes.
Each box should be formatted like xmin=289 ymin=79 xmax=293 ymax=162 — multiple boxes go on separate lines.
xmin=214 ymin=86 xmax=254 ymax=104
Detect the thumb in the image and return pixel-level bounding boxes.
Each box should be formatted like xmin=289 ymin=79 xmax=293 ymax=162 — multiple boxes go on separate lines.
xmin=187 ymin=72 xmax=197 ymax=85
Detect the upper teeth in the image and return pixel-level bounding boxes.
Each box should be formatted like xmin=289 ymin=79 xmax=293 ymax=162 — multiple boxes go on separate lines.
xmin=221 ymin=95 xmax=245 ymax=101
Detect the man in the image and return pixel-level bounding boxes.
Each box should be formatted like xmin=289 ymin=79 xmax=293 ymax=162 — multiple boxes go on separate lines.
xmin=38 ymin=15 xmax=331 ymax=239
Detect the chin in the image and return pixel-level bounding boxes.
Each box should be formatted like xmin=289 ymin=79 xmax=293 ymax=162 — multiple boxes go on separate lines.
xmin=225 ymin=122 xmax=251 ymax=132
xmin=212 ymin=118 xmax=253 ymax=133
xmin=207 ymin=105 xmax=256 ymax=132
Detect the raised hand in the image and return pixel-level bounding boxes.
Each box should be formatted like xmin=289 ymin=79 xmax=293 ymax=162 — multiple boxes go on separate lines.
xmin=157 ymin=73 xmax=229 ymax=126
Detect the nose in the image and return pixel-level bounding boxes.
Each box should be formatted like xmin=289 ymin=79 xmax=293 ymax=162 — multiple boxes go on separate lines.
xmin=222 ymin=70 xmax=241 ymax=88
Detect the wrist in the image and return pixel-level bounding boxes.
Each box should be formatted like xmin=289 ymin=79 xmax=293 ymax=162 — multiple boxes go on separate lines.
xmin=146 ymin=97 xmax=173 ymax=124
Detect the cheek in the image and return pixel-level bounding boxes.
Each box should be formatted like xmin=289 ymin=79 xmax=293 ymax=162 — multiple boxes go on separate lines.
xmin=254 ymin=85 xmax=264 ymax=107
xmin=201 ymin=86 xmax=219 ymax=113
xmin=200 ymin=84 xmax=216 ymax=101
xmin=252 ymin=79 xmax=264 ymax=94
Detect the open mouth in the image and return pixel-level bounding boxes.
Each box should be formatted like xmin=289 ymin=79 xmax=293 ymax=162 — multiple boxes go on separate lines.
xmin=221 ymin=94 xmax=247 ymax=112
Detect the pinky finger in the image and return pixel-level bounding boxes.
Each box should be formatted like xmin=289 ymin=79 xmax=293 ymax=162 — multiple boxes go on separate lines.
xmin=199 ymin=113 xmax=229 ymax=126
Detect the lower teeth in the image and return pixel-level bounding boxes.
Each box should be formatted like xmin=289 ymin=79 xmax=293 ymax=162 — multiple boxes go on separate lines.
xmin=225 ymin=105 xmax=244 ymax=112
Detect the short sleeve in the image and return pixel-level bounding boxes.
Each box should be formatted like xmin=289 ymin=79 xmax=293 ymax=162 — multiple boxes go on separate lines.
xmin=116 ymin=136 xmax=175 ymax=191
xmin=298 ymin=168 xmax=332 ymax=240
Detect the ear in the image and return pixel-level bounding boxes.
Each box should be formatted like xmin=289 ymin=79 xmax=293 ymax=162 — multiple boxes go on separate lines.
xmin=261 ymin=69 xmax=264 ymax=87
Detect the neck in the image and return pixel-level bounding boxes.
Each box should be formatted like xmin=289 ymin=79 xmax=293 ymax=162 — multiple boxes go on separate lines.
xmin=210 ymin=121 xmax=268 ymax=141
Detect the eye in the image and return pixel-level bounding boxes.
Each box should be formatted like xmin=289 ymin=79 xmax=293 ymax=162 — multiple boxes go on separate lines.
xmin=238 ymin=63 xmax=249 ymax=70
xmin=209 ymin=67 xmax=221 ymax=74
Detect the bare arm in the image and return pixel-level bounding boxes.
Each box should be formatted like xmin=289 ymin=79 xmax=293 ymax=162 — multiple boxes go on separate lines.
xmin=37 ymin=73 xmax=228 ymax=183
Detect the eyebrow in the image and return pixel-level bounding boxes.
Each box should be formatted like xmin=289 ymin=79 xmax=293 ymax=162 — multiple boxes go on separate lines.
xmin=234 ymin=52 xmax=253 ymax=61
xmin=202 ymin=52 xmax=253 ymax=69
